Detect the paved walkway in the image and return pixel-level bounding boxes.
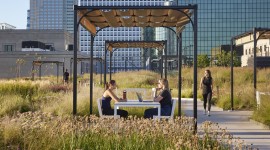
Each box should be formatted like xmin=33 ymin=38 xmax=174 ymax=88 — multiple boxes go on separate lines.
xmin=181 ymin=98 xmax=270 ymax=150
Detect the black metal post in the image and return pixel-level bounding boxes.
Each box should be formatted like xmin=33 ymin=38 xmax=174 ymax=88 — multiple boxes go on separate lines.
xmin=70 ymin=59 xmax=72 ymax=79
xmin=161 ymin=52 xmax=163 ymax=78
xmin=90 ymin=35 xmax=95 ymax=114
xmin=62 ymin=62 xmax=65 ymax=83
xmin=100 ymin=59 xmax=102 ymax=84
xmin=57 ymin=63 xmax=59 ymax=83
xmin=178 ymin=34 xmax=182 ymax=116
xmin=73 ymin=6 xmax=78 ymax=115
xmin=39 ymin=65 xmax=41 ymax=80
xmin=230 ymin=38 xmax=234 ymax=110
xmin=143 ymin=48 xmax=146 ymax=69
xmin=110 ymin=52 xmax=112 ymax=81
xmin=165 ymin=40 xmax=167 ymax=79
xmin=104 ymin=46 xmax=107 ymax=89
xmin=31 ymin=63 xmax=34 ymax=80
xmin=125 ymin=58 xmax=127 ymax=71
xmin=193 ymin=4 xmax=198 ymax=132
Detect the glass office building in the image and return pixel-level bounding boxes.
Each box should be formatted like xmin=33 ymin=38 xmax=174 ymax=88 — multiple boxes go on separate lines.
xmin=178 ymin=0 xmax=270 ymax=65
xmin=28 ymin=0 xmax=77 ymax=33
xmin=79 ymin=0 xmax=166 ymax=73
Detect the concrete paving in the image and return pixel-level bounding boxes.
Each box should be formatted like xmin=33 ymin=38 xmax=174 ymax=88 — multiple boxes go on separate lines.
xmin=181 ymin=98 xmax=270 ymax=150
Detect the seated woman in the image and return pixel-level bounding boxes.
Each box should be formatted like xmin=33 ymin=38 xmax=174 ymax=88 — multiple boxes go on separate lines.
xmin=102 ymin=80 xmax=128 ymax=118
xmin=144 ymin=78 xmax=172 ymax=119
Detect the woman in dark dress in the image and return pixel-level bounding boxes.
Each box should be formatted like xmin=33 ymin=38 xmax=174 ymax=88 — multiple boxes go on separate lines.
xmin=102 ymin=80 xmax=128 ymax=118
xmin=200 ymin=69 xmax=213 ymax=116
xmin=144 ymin=78 xmax=172 ymax=119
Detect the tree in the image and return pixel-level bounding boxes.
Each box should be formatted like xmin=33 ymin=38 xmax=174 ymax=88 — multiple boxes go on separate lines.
xmin=215 ymin=50 xmax=241 ymax=67
xmin=16 ymin=58 xmax=25 ymax=78
xmin=198 ymin=54 xmax=210 ymax=68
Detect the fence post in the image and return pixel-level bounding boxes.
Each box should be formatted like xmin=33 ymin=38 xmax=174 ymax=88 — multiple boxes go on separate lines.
xmin=256 ymin=91 xmax=260 ymax=109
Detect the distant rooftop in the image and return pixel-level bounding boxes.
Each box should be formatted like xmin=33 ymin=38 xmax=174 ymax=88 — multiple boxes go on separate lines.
xmin=0 ymin=23 xmax=16 ymax=30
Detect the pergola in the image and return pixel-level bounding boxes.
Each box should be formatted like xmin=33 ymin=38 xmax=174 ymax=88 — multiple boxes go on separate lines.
xmin=32 ymin=60 xmax=64 ymax=83
xmin=104 ymin=40 xmax=167 ymax=83
xmin=73 ymin=5 xmax=198 ymax=130
xmin=70 ymin=57 xmax=104 ymax=83
xmin=230 ymin=28 xmax=270 ymax=110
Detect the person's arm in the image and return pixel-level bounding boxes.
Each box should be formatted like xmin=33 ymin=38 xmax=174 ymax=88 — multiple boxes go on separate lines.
xmin=211 ymin=79 xmax=214 ymax=93
xmin=105 ymin=90 xmax=126 ymax=102
xmin=154 ymin=95 xmax=163 ymax=102
xmin=154 ymin=90 xmax=169 ymax=102
xmin=200 ymin=77 xmax=204 ymax=89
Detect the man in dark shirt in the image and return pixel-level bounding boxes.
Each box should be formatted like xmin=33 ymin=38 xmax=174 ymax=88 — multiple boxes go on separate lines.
xmin=63 ymin=69 xmax=69 ymax=84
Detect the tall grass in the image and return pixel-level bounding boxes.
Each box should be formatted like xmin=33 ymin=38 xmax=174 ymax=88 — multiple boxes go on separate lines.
xmin=0 ymin=67 xmax=270 ymax=124
xmin=0 ymin=112 xmax=251 ymax=149
xmin=252 ymin=95 xmax=270 ymax=126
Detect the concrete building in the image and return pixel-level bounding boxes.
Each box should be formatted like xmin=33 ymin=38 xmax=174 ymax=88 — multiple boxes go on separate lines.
xmin=0 ymin=29 xmax=92 ymax=79
xmin=0 ymin=29 xmax=73 ymax=52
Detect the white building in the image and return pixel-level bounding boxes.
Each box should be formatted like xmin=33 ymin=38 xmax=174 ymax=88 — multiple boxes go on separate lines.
xmin=0 ymin=23 xmax=16 ymax=30
xmin=241 ymin=39 xmax=270 ymax=67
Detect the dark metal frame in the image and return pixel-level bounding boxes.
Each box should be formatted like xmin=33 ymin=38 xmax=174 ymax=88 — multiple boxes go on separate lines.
xmin=104 ymin=40 xmax=167 ymax=83
xmin=73 ymin=5 xmax=198 ymax=131
xmin=230 ymin=27 xmax=270 ymax=110
xmin=70 ymin=57 xmax=104 ymax=84
xmin=32 ymin=60 xmax=64 ymax=83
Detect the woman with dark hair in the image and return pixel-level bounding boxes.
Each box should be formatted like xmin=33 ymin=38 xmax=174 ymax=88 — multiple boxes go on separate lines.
xmin=144 ymin=78 xmax=172 ymax=119
xmin=200 ymin=69 xmax=213 ymax=116
xmin=102 ymin=80 xmax=128 ymax=118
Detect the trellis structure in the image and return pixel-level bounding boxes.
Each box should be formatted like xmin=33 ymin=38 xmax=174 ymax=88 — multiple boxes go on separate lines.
xmin=73 ymin=5 xmax=198 ymax=130
xmin=32 ymin=60 xmax=64 ymax=83
xmin=230 ymin=28 xmax=270 ymax=110
xmin=104 ymin=40 xmax=167 ymax=82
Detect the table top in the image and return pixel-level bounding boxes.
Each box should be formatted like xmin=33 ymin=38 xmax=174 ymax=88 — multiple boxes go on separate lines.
xmin=114 ymin=100 xmax=160 ymax=106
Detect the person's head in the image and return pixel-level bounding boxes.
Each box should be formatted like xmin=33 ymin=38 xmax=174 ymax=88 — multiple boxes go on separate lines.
xmin=158 ymin=78 xmax=169 ymax=90
xmin=204 ymin=69 xmax=211 ymax=78
xmin=105 ymin=80 xmax=116 ymax=90
xmin=66 ymin=69 xmax=68 ymax=72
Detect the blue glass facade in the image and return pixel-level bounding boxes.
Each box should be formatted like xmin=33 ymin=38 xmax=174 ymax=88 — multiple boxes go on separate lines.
xmin=179 ymin=0 xmax=270 ymax=62
xmin=28 ymin=0 xmax=77 ymax=33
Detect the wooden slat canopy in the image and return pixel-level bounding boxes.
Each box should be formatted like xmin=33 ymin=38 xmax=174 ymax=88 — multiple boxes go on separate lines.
xmin=77 ymin=7 xmax=192 ymax=35
xmin=105 ymin=41 xmax=166 ymax=52
xmin=235 ymin=30 xmax=270 ymax=46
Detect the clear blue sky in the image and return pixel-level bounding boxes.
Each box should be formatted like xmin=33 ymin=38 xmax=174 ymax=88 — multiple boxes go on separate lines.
xmin=0 ymin=0 xmax=29 ymax=29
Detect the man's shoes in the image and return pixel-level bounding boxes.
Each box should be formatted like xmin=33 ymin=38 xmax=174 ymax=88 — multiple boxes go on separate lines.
xmin=207 ymin=111 xmax=210 ymax=116
xmin=204 ymin=110 xmax=206 ymax=115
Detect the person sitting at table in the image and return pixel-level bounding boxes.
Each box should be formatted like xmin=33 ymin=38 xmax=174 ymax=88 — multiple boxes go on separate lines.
xmin=144 ymin=78 xmax=172 ymax=119
xmin=102 ymin=80 xmax=128 ymax=118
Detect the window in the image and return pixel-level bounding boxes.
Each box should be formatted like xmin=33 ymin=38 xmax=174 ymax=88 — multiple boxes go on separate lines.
xmin=3 ymin=44 xmax=15 ymax=51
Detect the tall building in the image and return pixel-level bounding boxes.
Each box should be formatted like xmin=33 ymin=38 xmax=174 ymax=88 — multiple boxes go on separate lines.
xmin=178 ymin=0 xmax=270 ymax=65
xmin=28 ymin=0 xmax=77 ymax=33
xmin=79 ymin=0 xmax=167 ymax=73
xmin=156 ymin=0 xmax=178 ymax=56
